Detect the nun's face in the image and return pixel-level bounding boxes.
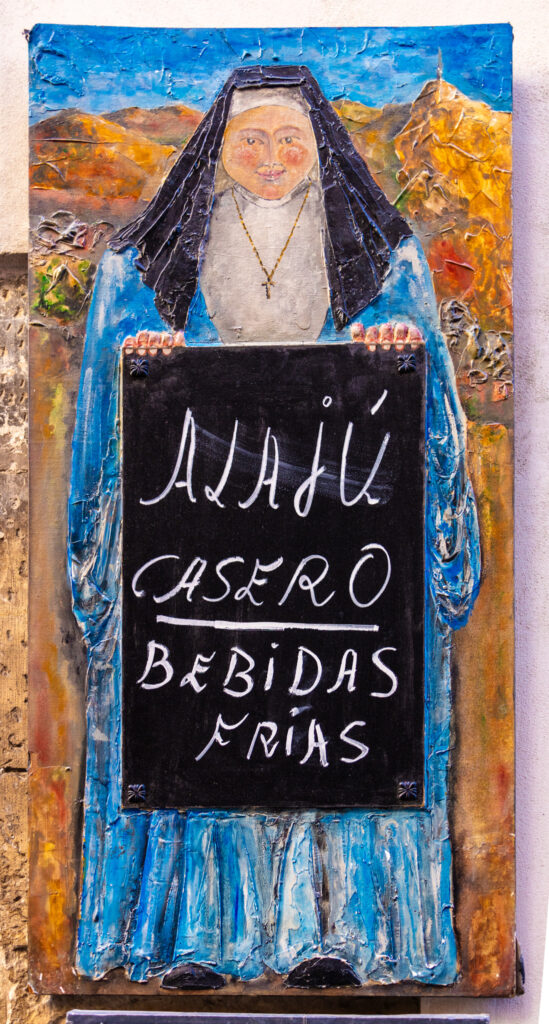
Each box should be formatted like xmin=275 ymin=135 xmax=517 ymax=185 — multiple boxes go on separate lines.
xmin=222 ymin=104 xmax=317 ymax=200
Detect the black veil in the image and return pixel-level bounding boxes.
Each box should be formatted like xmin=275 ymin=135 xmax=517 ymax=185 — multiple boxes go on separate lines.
xmin=110 ymin=64 xmax=412 ymax=332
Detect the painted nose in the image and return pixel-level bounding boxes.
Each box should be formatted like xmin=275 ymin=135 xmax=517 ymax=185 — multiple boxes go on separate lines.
xmin=258 ymin=137 xmax=285 ymax=175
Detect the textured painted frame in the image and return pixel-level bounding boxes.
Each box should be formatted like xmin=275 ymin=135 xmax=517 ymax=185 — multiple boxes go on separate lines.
xmin=28 ymin=23 xmax=515 ymax=997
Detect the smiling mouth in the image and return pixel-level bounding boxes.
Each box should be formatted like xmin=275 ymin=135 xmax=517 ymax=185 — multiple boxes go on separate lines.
xmin=258 ymin=168 xmax=285 ymax=181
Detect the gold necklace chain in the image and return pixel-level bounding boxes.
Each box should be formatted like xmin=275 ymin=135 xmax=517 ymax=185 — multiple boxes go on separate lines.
xmin=232 ymin=184 xmax=311 ymax=299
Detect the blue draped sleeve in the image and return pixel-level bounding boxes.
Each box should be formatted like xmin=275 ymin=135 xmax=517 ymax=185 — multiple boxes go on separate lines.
xmin=354 ymin=236 xmax=481 ymax=626
xmin=68 ymin=247 xmax=166 ymax=642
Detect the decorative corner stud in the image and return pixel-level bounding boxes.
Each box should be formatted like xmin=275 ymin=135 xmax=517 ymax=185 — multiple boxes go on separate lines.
xmin=397 ymin=352 xmax=416 ymax=373
xmin=397 ymin=780 xmax=418 ymax=800
xmin=127 ymin=783 xmax=147 ymax=803
xmin=129 ymin=358 xmax=149 ymax=378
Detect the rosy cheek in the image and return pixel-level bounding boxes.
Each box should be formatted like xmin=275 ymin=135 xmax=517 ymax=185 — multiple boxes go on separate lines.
xmin=233 ymin=145 xmax=259 ymax=168
xmin=280 ymin=145 xmax=310 ymax=170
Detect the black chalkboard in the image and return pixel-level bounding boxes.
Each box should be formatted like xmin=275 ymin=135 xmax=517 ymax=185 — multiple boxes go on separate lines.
xmin=121 ymin=344 xmax=425 ymax=809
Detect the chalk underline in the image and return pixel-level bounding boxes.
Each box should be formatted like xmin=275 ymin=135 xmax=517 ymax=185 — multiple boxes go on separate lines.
xmin=156 ymin=616 xmax=379 ymax=633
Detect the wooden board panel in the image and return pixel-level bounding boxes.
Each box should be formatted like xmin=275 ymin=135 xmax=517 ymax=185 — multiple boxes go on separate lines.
xmin=28 ymin=24 xmax=515 ymax=998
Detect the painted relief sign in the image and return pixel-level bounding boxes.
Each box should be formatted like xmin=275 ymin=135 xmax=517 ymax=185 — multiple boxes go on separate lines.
xmin=122 ymin=344 xmax=425 ymax=809
xmin=29 ymin=24 xmax=515 ymax=998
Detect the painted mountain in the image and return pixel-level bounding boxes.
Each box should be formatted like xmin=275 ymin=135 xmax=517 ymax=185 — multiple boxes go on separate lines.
xmin=335 ymin=79 xmax=512 ymax=337
xmin=30 ymin=105 xmax=202 ymax=206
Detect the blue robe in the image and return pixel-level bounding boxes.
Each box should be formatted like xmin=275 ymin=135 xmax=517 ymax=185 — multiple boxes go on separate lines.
xmin=68 ymin=235 xmax=480 ymax=984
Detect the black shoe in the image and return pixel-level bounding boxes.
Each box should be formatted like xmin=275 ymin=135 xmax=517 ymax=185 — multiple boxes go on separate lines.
xmin=286 ymin=955 xmax=361 ymax=989
xmin=161 ymin=962 xmax=226 ymax=989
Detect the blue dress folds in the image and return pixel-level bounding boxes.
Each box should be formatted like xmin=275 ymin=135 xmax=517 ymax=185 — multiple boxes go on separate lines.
xmin=68 ymin=235 xmax=480 ymax=984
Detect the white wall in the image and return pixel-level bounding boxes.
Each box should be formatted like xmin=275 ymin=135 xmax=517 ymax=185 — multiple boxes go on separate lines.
xmin=3 ymin=2 xmax=548 ymax=1022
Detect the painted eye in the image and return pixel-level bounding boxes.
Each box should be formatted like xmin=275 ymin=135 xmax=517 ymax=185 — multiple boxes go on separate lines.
xmin=246 ymin=137 xmax=257 ymax=145
xmin=282 ymin=136 xmax=294 ymax=144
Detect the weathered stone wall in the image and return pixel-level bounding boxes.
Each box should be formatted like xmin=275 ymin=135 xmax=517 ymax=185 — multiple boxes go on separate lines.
xmin=0 ymin=254 xmax=37 ymax=1024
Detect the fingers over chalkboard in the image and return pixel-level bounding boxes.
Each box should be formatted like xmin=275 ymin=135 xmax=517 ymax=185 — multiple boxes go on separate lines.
xmin=123 ymin=331 xmax=186 ymax=355
xmin=350 ymin=321 xmax=425 ymax=350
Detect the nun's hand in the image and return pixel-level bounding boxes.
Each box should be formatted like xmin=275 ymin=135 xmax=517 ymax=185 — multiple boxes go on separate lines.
xmin=123 ymin=331 xmax=186 ymax=355
xmin=350 ymin=321 xmax=424 ymax=349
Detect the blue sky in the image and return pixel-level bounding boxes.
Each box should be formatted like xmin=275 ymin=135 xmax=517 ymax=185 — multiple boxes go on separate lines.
xmin=29 ymin=24 xmax=512 ymax=123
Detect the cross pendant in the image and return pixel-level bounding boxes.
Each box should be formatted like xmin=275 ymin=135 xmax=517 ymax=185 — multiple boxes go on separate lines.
xmin=262 ymin=277 xmax=274 ymax=299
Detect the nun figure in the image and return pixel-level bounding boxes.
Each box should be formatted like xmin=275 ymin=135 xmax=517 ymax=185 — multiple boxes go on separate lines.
xmin=69 ymin=65 xmax=480 ymax=988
